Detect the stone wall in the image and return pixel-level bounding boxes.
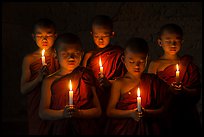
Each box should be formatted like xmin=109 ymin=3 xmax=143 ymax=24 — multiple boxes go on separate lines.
xmin=2 ymin=2 xmax=202 ymax=134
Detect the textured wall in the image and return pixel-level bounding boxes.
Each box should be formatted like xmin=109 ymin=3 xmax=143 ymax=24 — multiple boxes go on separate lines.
xmin=2 ymin=2 xmax=202 ymax=134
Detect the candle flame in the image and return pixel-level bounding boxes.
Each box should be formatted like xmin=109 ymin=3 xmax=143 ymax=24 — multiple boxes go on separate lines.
xmin=137 ymin=87 xmax=140 ymax=97
xmin=69 ymin=80 xmax=72 ymax=91
xmin=42 ymin=49 xmax=45 ymax=56
xmin=99 ymin=56 xmax=102 ymax=67
xmin=176 ymin=64 xmax=179 ymax=71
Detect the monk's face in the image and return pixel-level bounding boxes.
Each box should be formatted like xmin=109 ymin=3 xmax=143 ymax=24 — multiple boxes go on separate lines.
xmin=123 ymin=48 xmax=148 ymax=77
xmin=91 ymin=25 xmax=114 ymax=49
xmin=57 ymin=43 xmax=83 ymax=71
xmin=32 ymin=27 xmax=57 ymax=51
xmin=158 ymin=31 xmax=183 ymax=55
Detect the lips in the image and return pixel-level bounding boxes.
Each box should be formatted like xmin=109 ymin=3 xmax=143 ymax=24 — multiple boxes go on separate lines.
xmin=68 ymin=61 xmax=75 ymax=65
xmin=133 ymin=69 xmax=140 ymax=72
xmin=42 ymin=43 xmax=48 ymax=46
xmin=170 ymin=49 xmax=176 ymax=51
xmin=170 ymin=47 xmax=176 ymax=50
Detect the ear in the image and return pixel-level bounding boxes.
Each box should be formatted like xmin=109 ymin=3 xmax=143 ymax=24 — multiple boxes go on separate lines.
xmin=145 ymin=55 xmax=149 ymax=65
xmin=54 ymin=33 xmax=58 ymax=39
xmin=157 ymin=39 xmax=162 ymax=46
xmin=90 ymin=31 xmax=93 ymax=35
xmin=32 ymin=33 xmax=36 ymax=41
xmin=111 ymin=31 xmax=115 ymax=37
xmin=53 ymin=49 xmax=58 ymax=59
xmin=81 ymin=51 xmax=84 ymax=57
xmin=121 ymin=55 xmax=125 ymax=64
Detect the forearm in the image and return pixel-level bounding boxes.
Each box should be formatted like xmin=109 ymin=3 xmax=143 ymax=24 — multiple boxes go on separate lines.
xmin=107 ymin=108 xmax=135 ymax=118
xmin=21 ymin=77 xmax=41 ymax=95
xmin=75 ymin=107 xmax=101 ymax=118
xmin=143 ymin=107 xmax=163 ymax=118
xmin=109 ymin=80 xmax=114 ymax=84
xmin=39 ymin=109 xmax=64 ymax=120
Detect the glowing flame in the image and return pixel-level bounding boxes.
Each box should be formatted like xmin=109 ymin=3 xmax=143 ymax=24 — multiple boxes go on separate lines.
xmin=42 ymin=49 xmax=45 ymax=56
xmin=69 ymin=80 xmax=72 ymax=91
xmin=176 ymin=64 xmax=179 ymax=71
xmin=137 ymin=87 xmax=140 ymax=97
xmin=99 ymin=56 xmax=102 ymax=67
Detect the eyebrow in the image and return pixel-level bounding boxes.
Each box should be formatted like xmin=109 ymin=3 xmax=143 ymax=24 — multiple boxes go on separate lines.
xmin=128 ymin=57 xmax=133 ymax=60
xmin=35 ymin=31 xmax=54 ymax=34
xmin=94 ymin=32 xmax=111 ymax=34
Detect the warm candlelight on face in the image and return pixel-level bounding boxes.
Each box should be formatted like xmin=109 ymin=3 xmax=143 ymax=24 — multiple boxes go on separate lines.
xmin=99 ymin=56 xmax=103 ymax=74
xmin=176 ymin=64 xmax=180 ymax=83
xmin=137 ymin=87 xmax=142 ymax=112
xmin=41 ymin=49 xmax=46 ymax=66
xmin=69 ymin=80 xmax=73 ymax=106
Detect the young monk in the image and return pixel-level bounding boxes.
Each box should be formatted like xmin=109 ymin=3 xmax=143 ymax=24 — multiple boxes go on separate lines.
xmin=82 ymin=15 xmax=126 ymax=134
xmin=148 ymin=23 xmax=201 ymax=135
xmin=20 ymin=18 xmax=59 ymax=135
xmin=39 ymin=33 xmax=101 ymax=135
xmin=105 ymin=37 xmax=173 ymax=135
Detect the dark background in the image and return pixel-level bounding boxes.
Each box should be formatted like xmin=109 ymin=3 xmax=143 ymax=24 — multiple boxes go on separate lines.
xmin=2 ymin=2 xmax=202 ymax=135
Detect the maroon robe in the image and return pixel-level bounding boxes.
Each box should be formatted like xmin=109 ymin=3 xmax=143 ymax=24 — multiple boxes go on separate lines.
xmin=86 ymin=45 xmax=126 ymax=134
xmin=157 ymin=55 xmax=201 ymax=135
xmin=47 ymin=66 xmax=100 ymax=135
xmin=27 ymin=54 xmax=59 ymax=135
xmin=105 ymin=73 xmax=169 ymax=135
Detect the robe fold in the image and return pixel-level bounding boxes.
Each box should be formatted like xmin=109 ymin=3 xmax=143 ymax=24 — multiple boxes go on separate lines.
xmin=105 ymin=73 xmax=169 ymax=135
xmin=86 ymin=45 xmax=127 ymax=134
xmin=27 ymin=55 xmax=59 ymax=135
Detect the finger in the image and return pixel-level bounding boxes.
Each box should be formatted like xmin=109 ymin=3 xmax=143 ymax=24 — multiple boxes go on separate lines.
xmin=135 ymin=118 xmax=140 ymax=122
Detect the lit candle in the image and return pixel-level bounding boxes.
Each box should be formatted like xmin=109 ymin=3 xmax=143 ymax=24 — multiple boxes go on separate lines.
xmin=69 ymin=80 xmax=73 ymax=106
xmin=176 ymin=64 xmax=180 ymax=83
xmin=41 ymin=49 xmax=46 ymax=66
xmin=137 ymin=87 xmax=141 ymax=112
xmin=99 ymin=56 xmax=103 ymax=74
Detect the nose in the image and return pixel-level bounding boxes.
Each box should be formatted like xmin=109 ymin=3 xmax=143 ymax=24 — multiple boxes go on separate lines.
xmin=42 ymin=36 xmax=48 ymax=41
xmin=134 ymin=62 xmax=140 ymax=68
xmin=172 ymin=41 xmax=177 ymax=45
xmin=67 ymin=54 xmax=75 ymax=59
xmin=99 ymin=37 xmax=103 ymax=41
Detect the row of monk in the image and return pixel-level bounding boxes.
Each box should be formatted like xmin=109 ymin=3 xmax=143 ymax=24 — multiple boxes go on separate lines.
xmin=20 ymin=15 xmax=201 ymax=135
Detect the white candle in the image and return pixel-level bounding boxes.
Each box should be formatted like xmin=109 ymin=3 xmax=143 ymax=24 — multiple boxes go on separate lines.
xmin=99 ymin=56 xmax=103 ymax=74
xmin=176 ymin=64 xmax=180 ymax=83
xmin=41 ymin=49 xmax=46 ymax=66
xmin=69 ymin=80 xmax=73 ymax=106
xmin=137 ymin=87 xmax=142 ymax=112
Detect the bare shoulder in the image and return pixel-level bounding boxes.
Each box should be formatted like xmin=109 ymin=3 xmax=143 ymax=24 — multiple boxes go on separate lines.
xmin=150 ymin=59 xmax=161 ymax=66
xmin=84 ymin=51 xmax=94 ymax=58
xmin=148 ymin=59 xmax=161 ymax=74
xmin=82 ymin=51 xmax=94 ymax=66
xmin=112 ymin=77 xmax=124 ymax=87
xmin=43 ymin=71 xmax=60 ymax=84
xmin=22 ymin=52 xmax=36 ymax=65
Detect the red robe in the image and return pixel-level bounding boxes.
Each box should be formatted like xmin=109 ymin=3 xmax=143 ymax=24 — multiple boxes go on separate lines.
xmin=47 ymin=66 xmax=100 ymax=135
xmin=27 ymin=55 xmax=59 ymax=135
xmin=157 ymin=55 xmax=201 ymax=135
xmin=86 ymin=45 xmax=126 ymax=81
xmin=86 ymin=45 xmax=126 ymax=134
xmin=105 ymin=73 xmax=169 ymax=135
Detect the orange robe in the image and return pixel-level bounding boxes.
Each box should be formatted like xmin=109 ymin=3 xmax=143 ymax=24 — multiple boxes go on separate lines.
xmin=105 ymin=73 xmax=169 ymax=135
xmin=157 ymin=55 xmax=201 ymax=135
xmin=27 ymin=55 xmax=59 ymax=135
xmin=48 ymin=66 xmax=100 ymax=135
